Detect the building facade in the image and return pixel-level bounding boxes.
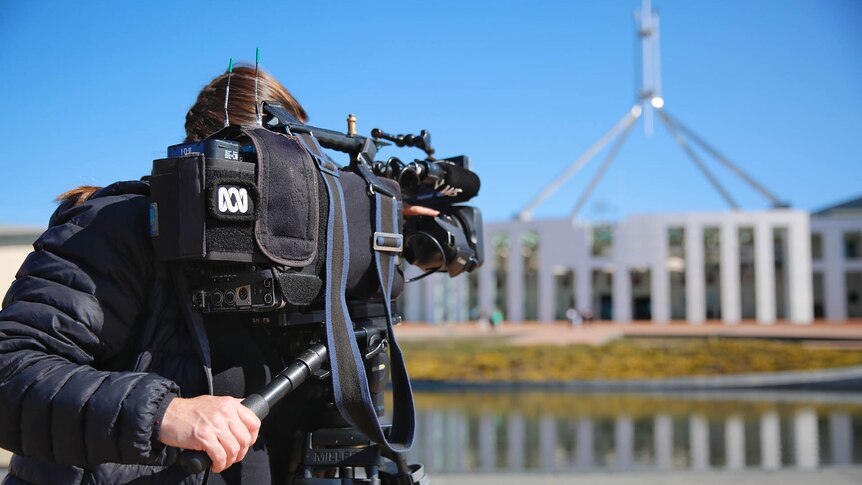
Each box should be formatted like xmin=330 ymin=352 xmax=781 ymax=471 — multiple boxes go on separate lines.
xmin=400 ymin=197 xmax=862 ymax=324
xmin=0 ymin=227 xmax=43 ymax=299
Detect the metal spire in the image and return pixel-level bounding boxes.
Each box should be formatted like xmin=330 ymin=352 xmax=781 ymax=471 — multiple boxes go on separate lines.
xmin=515 ymin=0 xmax=785 ymax=221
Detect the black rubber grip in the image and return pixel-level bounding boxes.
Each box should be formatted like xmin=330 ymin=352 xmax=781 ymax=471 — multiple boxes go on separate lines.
xmin=241 ymin=394 xmax=269 ymax=419
xmin=178 ymin=393 xmax=271 ymax=475
xmin=180 ymin=450 xmax=211 ymax=474
xmin=179 ymin=344 xmax=327 ymax=474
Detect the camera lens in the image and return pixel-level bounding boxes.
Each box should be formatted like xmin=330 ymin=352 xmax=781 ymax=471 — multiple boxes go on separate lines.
xmin=224 ymin=291 xmax=236 ymax=305
xmin=404 ymin=232 xmax=446 ymax=271
xmin=398 ymin=166 xmax=422 ymax=193
xmin=212 ymin=291 xmax=224 ymax=306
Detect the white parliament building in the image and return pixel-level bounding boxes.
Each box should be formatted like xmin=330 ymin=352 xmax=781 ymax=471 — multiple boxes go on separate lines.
xmin=399 ymin=197 xmax=862 ymax=326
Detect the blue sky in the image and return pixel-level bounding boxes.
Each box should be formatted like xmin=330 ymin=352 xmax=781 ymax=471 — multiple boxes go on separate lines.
xmin=1 ymin=0 xmax=860 ymax=226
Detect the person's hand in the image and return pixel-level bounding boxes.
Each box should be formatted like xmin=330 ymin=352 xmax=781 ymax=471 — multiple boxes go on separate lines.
xmin=159 ymin=395 xmax=261 ymax=473
xmin=403 ymin=204 xmax=439 ymax=217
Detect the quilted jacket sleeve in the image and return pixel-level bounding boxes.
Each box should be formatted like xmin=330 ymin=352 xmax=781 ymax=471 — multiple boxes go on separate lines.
xmin=0 ymin=190 xmax=181 ymax=468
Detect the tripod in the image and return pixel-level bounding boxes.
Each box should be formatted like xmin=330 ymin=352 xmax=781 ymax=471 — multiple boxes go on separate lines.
xmin=179 ymin=310 xmax=429 ymax=485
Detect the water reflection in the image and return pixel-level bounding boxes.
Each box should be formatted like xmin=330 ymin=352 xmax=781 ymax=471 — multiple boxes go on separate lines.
xmin=404 ymin=391 xmax=862 ymax=473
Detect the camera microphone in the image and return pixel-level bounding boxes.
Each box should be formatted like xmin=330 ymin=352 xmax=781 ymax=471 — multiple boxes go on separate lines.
xmin=434 ymin=162 xmax=480 ymax=202
xmin=400 ymin=161 xmax=480 ymax=206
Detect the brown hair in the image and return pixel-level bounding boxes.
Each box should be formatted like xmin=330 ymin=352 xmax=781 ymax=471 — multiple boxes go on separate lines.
xmin=55 ymin=185 xmax=101 ymax=205
xmin=58 ymin=66 xmax=307 ymax=206
xmin=183 ymin=65 xmax=307 ymax=142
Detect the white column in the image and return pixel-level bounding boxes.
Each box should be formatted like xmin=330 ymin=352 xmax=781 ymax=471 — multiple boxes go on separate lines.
xmin=613 ymin=224 xmax=631 ymax=323
xmin=615 ymin=416 xmax=635 ymax=470
xmin=577 ymin=265 xmax=592 ymax=318
xmin=755 ymin=222 xmax=777 ymax=324
xmin=507 ymin=413 xmax=525 ymax=471
xmin=538 ymin=245 xmax=556 ymax=322
xmin=760 ymin=411 xmax=781 ymax=470
xmin=422 ymin=276 xmax=436 ymax=322
xmin=507 ymin=231 xmax=524 ymax=322
xmin=479 ymin=414 xmax=497 ymax=472
xmin=654 ymin=414 xmax=673 ymax=471
xmin=725 ymin=415 xmax=745 ymax=471
xmin=402 ymin=276 xmax=422 ymax=321
xmin=829 ymin=412 xmax=853 ymax=466
xmin=686 ymin=223 xmax=706 ymax=324
xmin=823 ymin=226 xmax=847 ymax=321
xmin=794 ymin=409 xmax=819 ymax=470
xmin=690 ymin=414 xmax=709 ymax=470
xmin=446 ymin=412 xmax=460 ymax=471
xmin=479 ymin=230 xmax=495 ymax=319
xmin=787 ymin=215 xmax=813 ymax=323
xmin=452 ymin=275 xmax=465 ymax=322
xmin=425 ymin=411 xmax=443 ymax=471
xmin=575 ymin=418 xmax=595 ymax=471
xmin=539 ymin=415 xmax=558 ymax=471
xmin=613 ymin=266 xmax=632 ymax=323
xmin=721 ymin=222 xmax=741 ymax=323
xmin=652 ymin=226 xmax=670 ymax=324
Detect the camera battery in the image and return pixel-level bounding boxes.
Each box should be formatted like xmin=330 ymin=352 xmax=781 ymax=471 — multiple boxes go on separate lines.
xmin=167 ymin=139 xmax=241 ymax=161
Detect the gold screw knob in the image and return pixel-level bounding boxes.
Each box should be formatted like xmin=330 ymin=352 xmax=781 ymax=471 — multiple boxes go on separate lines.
xmin=347 ymin=114 xmax=357 ymax=137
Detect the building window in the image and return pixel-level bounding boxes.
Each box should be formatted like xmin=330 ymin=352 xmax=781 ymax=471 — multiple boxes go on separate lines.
xmin=847 ymin=271 xmax=862 ymax=318
xmin=591 ymin=225 xmax=613 ymax=258
xmin=739 ymin=227 xmax=756 ymax=319
xmin=811 ymin=233 xmax=823 ymax=261
xmin=668 ymin=226 xmax=686 ymax=320
xmin=704 ymin=227 xmax=721 ymax=320
xmin=522 ymin=231 xmax=540 ymax=320
xmin=812 ymin=272 xmax=824 ymax=319
xmin=631 ymin=268 xmax=652 ymax=320
xmin=845 ymin=232 xmax=862 ymax=260
xmin=554 ymin=269 xmax=576 ymax=320
xmin=492 ymin=233 xmax=510 ymax=320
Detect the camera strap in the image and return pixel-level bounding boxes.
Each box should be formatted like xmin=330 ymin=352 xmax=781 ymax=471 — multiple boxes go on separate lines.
xmin=298 ymin=133 xmax=415 ymax=454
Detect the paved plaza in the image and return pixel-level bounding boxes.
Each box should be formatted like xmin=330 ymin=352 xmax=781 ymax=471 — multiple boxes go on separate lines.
xmin=2 ymin=468 xmax=862 ymax=484
xmin=394 ymin=320 xmax=862 ymax=347
xmin=430 ymin=469 xmax=862 ymax=484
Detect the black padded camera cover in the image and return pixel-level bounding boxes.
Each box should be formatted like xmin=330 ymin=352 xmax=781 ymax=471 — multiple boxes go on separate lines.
xmin=241 ymin=127 xmax=319 ymax=267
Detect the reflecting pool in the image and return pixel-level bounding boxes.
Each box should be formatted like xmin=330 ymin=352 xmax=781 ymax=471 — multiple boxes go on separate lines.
xmin=403 ymin=391 xmax=862 ymax=474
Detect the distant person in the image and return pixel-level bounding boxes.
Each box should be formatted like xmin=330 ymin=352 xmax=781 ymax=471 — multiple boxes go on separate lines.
xmin=477 ymin=309 xmax=491 ymax=329
xmin=566 ymin=308 xmax=583 ymax=328
xmin=490 ymin=308 xmax=504 ymax=329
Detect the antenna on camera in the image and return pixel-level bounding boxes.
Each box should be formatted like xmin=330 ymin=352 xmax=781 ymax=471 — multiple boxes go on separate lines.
xmin=224 ymin=58 xmax=234 ymax=127
xmin=254 ymin=48 xmax=262 ymax=126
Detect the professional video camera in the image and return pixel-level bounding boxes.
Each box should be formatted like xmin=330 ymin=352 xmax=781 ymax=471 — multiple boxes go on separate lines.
xmin=148 ymin=100 xmax=482 ymax=484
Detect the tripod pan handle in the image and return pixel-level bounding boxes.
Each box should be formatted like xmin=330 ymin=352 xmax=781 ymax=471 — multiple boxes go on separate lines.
xmin=179 ymin=343 xmax=328 ymax=474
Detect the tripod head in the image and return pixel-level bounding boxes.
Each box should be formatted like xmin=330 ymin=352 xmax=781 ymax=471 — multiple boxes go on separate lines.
xmin=179 ymin=307 xmax=428 ymax=484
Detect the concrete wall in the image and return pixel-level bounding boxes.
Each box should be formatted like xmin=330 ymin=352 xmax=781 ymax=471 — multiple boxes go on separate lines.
xmin=0 ymin=246 xmax=32 ymax=297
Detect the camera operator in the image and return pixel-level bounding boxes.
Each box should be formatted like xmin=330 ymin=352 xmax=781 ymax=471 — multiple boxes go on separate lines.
xmin=0 ymin=65 xmax=425 ymax=484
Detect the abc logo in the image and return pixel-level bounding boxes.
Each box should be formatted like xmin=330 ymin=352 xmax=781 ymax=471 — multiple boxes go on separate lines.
xmin=217 ymin=186 xmax=249 ymax=214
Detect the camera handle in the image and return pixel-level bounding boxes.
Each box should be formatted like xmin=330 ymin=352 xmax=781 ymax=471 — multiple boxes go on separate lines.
xmin=178 ymin=343 xmax=328 ymax=474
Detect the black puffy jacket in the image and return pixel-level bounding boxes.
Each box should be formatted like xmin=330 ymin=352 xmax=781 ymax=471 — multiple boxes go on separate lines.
xmin=0 ymin=182 xmax=212 ymax=484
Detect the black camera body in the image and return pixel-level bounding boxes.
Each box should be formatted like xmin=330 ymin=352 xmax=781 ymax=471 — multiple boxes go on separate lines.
xmin=150 ymin=103 xmax=484 ymax=315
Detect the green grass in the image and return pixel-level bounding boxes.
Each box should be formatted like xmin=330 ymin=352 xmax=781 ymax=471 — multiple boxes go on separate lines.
xmin=400 ymin=337 xmax=862 ymax=382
